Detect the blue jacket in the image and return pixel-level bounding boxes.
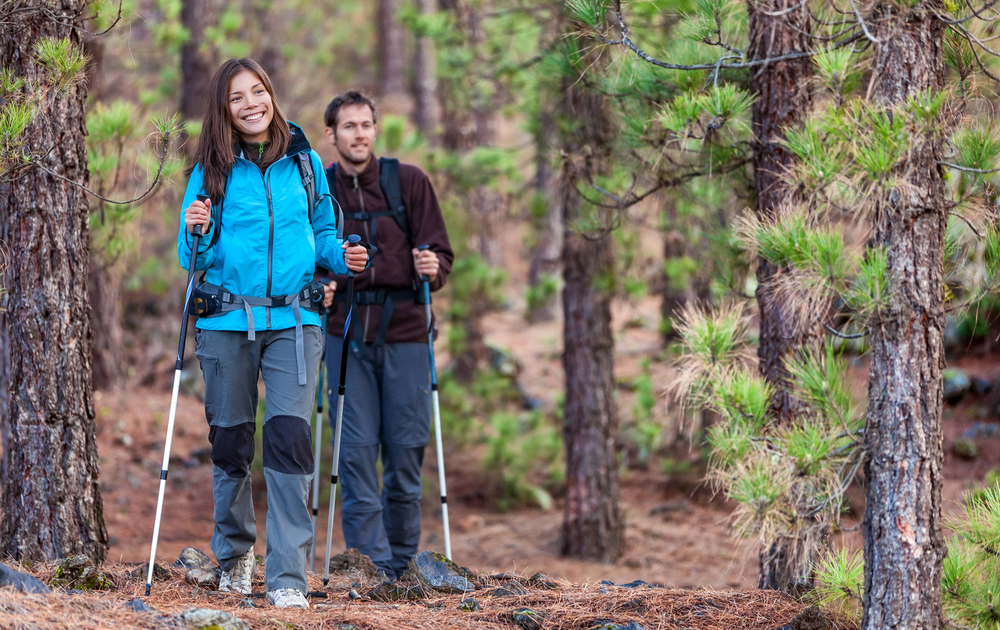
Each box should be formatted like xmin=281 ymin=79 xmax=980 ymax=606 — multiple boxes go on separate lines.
xmin=177 ymin=123 xmax=348 ymax=333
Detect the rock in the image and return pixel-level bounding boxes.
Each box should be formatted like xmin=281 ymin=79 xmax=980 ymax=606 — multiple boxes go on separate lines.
xmin=972 ymin=376 xmax=993 ymax=396
xmin=528 ymin=573 xmax=558 ymax=589
xmin=0 ymin=563 xmax=50 ymax=594
xmin=175 ymin=548 xmax=213 ymax=570
xmin=367 ymin=582 xmax=425 ymax=602
xmin=488 ymin=344 xmax=522 ymax=379
xmin=965 ymin=422 xmax=1000 ymax=439
xmin=49 ymin=555 xmax=115 ymax=591
xmin=184 ymin=566 xmax=220 ymax=588
xmin=953 ymin=437 xmax=979 ymax=461
xmin=407 ymin=550 xmax=475 ymax=594
xmin=512 ymin=607 xmax=545 ymax=630
xmin=493 ymin=581 xmax=529 ymax=597
xmin=328 ymin=548 xmax=380 ymax=578
xmin=130 ymin=563 xmax=170 ymax=582
xmin=180 ymin=608 xmax=250 ymax=630
xmin=943 ymin=368 xmax=971 ymax=405
xmin=238 ymin=599 xmax=256 ymax=609
xmin=590 ymin=623 xmax=646 ymax=630
xmin=620 ymin=580 xmax=654 ymax=589
xmin=458 ymin=598 xmax=481 ymax=612
xmin=650 ymin=500 xmax=691 ymax=516
xmin=779 ymin=605 xmax=830 ymax=630
xmin=124 ymin=598 xmax=154 ymax=613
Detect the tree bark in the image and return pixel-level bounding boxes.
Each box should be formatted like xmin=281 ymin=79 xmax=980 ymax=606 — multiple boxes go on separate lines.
xmin=88 ymin=258 xmax=125 ymax=390
xmin=179 ymin=0 xmax=216 ymax=162
xmin=747 ymin=0 xmax=816 ymax=425
xmin=413 ymin=0 xmax=440 ymax=140
xmin=0 ymin=0 xmax=109 ymax=561
xmin=862 ymin=8 xmax=947 ymax=630
xmin=746 ymin=0 xmax=824 ymax=592
xmin=558 ymin=44 xmax=623 ymax=562
xmin=377 ymin=0 xmax=406 ymax=97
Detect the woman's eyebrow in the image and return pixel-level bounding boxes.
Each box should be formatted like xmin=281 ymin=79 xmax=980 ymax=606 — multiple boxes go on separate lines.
xmin=229 ymin=83 xmax=264 ymax=97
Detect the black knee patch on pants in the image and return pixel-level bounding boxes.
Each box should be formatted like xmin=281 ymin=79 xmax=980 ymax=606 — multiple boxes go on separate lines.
xmin=209 ymin=423 xmax=255 ymax=478
xmin=263 ymin=415 xmax=313 ymax=475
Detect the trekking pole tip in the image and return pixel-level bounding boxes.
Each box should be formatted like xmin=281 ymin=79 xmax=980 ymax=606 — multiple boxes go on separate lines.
xmin=144 ymin=584 xmax=151 ymax=597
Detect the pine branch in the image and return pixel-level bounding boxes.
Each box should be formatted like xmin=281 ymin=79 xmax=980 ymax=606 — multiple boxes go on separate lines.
xmin=28 ymin=124 xmax=176 ymax=205
xmin=594 ymin=0 xmax=864 ymax=71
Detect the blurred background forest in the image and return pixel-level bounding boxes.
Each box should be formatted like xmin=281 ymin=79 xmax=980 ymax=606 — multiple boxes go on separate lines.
xmin=7 ymin=0 xmax=1000 ymax=621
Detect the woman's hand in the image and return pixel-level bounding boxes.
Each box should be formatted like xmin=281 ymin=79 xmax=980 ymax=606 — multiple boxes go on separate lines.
xmin=185 ymin=198 xmax=211 ymax=233
xmin=343 ymin=243 xmax=368 ymax=273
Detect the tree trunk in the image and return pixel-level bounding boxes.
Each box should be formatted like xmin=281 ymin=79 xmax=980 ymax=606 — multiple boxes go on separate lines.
xmin=862 ymin=8 xmax=947 ymax=630
xmin=377 ymin=0 xmax=406 ymax=97
xmin=558 ymin=44 xmax=623 ymax=562
xmin=413 ymin=0 xmax=440 ymax=140
xmin=745 ymin=0 xmax=826 ymax=592
xmin=0 ymin=0 xmax=109 ymax=562
xmin=88 ymin=257 xmax=125 ymax=390
xmin=747 ymin=0 xmax=816 ymax=425
xmin=180 ymin=0 xmax=216 ymax=161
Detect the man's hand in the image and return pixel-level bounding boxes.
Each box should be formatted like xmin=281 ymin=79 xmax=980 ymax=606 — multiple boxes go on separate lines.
xmin=412 ymin=248 xmax=439 ymax=282
xmin=185 ymin=198 xmax=211 ymax=233
xmin=343 ymin=243 xmax=368 ymax=273
xmin=323 ymin=280 xmax=337 ymax=308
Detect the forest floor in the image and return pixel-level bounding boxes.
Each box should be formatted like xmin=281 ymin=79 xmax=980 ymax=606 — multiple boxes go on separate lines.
xmin=11 ymin=225 xmax=1000 ymax=629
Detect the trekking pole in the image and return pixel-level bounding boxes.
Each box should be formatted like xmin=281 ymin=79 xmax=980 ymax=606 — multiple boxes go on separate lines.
xmin=145 ymin=194 xmax=208 ymax=596
xmin=323 ymin=234 xmax=362 ymax=586
xmin=309 ymin=312 xmax=326 ymax=573
xmin=417 ymin=244 xmax=452 ymax=560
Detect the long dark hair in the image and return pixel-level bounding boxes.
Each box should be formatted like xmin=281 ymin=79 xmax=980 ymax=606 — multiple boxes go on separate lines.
xmin=190 ymin=58 xmax=291 ymax=203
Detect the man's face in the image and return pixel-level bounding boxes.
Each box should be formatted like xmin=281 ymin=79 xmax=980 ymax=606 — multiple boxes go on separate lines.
xmin=325 ymin=103 xmax=377 ymax=167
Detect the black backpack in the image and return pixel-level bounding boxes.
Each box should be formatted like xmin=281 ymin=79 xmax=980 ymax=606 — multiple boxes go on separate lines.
xmin=326 ymin=157 xmax=412 ymax=247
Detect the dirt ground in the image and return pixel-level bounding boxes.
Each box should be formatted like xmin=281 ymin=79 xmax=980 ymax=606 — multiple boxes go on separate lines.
xmin=95 ymin=297 xmax=1000 ymax=592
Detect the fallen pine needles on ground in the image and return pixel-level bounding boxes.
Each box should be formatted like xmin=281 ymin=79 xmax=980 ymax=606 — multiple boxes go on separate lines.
xmin=0 ymin=559 xmax=858 ymax=630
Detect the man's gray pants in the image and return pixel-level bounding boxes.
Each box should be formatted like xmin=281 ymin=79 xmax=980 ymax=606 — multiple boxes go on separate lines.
xmin=195 ymin=326 xmax=322 ymax=594
xmin=326 ymin=337 xmax=431 ymax=579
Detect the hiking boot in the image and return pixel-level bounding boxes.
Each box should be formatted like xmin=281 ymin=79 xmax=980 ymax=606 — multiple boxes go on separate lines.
xmin=218 ymin=546 xmax=255 ymax=595
xmin=268 ymin=587 xmax=309 ymax=609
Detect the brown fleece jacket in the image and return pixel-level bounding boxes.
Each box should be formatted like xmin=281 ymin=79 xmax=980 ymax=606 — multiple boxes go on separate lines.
xmin=317 ymin=156 xmax=454 ymax=344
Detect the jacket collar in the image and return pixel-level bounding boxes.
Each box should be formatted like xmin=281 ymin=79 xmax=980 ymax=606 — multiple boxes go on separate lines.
xmin=233 ymin=121 xmax=312 ymax=160
xmin=338 ymin=153 xmax=379 ymax=188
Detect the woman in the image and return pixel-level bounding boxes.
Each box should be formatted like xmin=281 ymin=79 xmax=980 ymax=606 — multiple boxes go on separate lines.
xmin=177 ymin=58 xmax=367 ymax=609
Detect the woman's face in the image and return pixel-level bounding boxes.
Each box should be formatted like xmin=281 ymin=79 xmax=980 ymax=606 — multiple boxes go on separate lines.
xmin=228 ymin=69 xmax=273 ymax=144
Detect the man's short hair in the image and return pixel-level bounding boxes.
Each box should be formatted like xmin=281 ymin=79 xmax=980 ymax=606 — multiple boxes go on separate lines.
xmin=324 ymin=90 xmax=378 ymax=129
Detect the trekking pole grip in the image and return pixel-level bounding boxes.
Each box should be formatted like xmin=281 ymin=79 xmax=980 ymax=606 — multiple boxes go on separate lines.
xmin=417 ymin=244 xmax=431 ymax=283
xmin=193 ymin=194 xmax=208 ymax=238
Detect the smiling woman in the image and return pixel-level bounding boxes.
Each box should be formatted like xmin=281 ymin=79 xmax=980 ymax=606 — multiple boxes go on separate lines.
xmin=170 ymin=57 xmax=370 ymax=611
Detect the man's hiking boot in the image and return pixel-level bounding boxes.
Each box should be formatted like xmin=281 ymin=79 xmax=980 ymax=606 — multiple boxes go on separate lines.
xmin=218 ymin=546 xmax=255 ymax=595
xmin=268 ymin=587 xmax=309 ymax=609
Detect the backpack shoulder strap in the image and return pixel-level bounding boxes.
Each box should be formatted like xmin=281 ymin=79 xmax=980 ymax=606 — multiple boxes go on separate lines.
xmin=325 ymin=162 xmax=339 ymax=205
xmin=378 ymin=157 xmax=412 ymax=247
xmin=296 ymin=152 xmax=319 ymax=223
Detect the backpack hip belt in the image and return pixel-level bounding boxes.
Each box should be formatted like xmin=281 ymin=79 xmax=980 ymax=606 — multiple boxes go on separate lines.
xmin=334 ymin=288 xmax=429 ymax=349
xmin=191 ymin=278 xmax=327 ymax=385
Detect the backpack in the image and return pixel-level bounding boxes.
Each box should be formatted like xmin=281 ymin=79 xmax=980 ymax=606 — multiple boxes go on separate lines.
xmin=205 ymin=152 xmax=328 ymax=250
xmin=326 ymin=157 xmax=412 ymax=248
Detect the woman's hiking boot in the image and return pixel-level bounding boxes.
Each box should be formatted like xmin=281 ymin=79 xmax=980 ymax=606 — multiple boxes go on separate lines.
xmin=218 ymin=546 xmax=255 ymax=595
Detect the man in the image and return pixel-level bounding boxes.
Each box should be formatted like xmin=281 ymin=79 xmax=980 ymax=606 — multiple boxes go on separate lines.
xmin=318 ymin=90 xmax=454 ymax=580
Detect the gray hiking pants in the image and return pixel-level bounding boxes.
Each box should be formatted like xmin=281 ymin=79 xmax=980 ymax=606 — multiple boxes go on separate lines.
xmin=195 ymin=326 xmax=322 ymax=593
xmin=326 ymin=338 xmax=431 ymax=579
